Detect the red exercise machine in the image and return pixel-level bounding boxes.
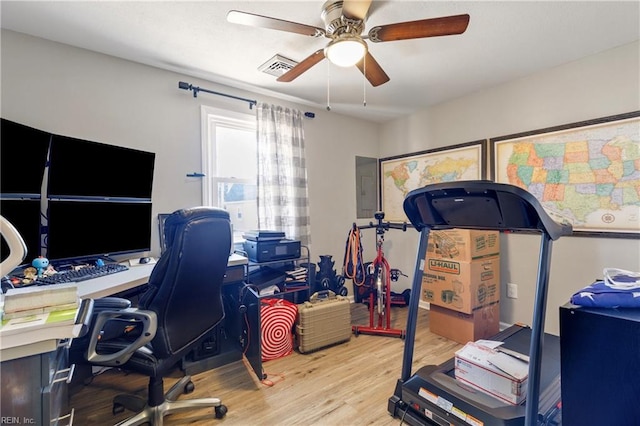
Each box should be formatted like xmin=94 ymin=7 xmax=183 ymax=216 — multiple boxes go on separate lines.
xmin=345 ymin=212 xmax=408 ymax=339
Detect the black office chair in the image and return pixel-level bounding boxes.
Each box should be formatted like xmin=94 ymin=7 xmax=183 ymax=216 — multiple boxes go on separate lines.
xmin=82 ymin=207 xmax=231 ymax=425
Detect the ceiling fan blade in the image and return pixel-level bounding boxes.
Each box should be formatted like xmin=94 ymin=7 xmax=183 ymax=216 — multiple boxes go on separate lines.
xmin=355 ymin=52 xmax=390 ymax=87
xmin=227 ymin=10 xmax=325 ymax=37
xmin=277 ymin=50 xmax=326 ymax=83
xmin=367 ymin=14 xmax=470 ymax=42
xmin=341 ymin=0 xmax=373 ymax=21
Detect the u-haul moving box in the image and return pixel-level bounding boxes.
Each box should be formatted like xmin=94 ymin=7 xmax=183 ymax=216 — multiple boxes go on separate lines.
xmin=427 ymin=229 xmax=500 ymax=261
xmin=429 ymin=302 xmax=500 ymax=344
xmin=455 ymin=341 xmax=529 ymax=405
xmin=422 ymin=256 xmax=500 ymax=314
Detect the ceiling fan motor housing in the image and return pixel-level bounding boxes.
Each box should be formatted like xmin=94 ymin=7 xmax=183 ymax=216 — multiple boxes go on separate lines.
xmin=321 ymin=0 xmax=365 ymax=37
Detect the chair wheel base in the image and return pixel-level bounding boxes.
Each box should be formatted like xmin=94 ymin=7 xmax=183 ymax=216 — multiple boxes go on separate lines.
xmin=215 ymin=404 xmax=227 ymax=419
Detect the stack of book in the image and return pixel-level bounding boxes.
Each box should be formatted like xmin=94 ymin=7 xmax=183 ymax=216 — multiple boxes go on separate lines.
xmin=0 ymin=284 xmax=82 ymax=349
xmin=2 ymin=283 xmax=78 ymax=320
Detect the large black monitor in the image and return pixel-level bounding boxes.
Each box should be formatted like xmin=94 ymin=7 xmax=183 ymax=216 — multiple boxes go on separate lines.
xmin=46 ymin=200 xmax=152 ymax=262
xmin=0 ymin=118 xmax=51 ymax=196
xmin=0 ymin=199 xmax=42 ymax=265
xmin=48 ymin=135 xmax=155 ymax=199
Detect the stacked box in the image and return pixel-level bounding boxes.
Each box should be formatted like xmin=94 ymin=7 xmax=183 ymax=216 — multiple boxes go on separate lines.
xmin=422 ymin=255 xmax=500 ymax=314
xmin=429 ymin=302 xmax=500 ymax=344
xmin=427 ymin=229 xmax=500 ymax=261
xmin=423 ymin=229 xmax=501 ymax=342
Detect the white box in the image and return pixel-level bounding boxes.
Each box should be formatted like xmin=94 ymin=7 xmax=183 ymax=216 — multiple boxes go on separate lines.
xmin=454 ymin=341 xmax=529 ymax=405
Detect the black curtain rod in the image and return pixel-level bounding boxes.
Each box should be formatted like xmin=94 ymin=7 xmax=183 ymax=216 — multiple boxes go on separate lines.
xmin=178 ymin=81 xmax=257 ymax=109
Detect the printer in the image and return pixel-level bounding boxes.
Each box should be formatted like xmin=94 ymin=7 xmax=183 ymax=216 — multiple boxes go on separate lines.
xmin=242 ymin=230 xmax=301 ymax=263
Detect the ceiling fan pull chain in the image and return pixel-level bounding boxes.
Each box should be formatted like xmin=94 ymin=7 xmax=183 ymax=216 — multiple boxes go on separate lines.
xmin=326 ymin=61 xmax=331 ymax=111
xmin=363 ymin=55 xmax=367 ymax=107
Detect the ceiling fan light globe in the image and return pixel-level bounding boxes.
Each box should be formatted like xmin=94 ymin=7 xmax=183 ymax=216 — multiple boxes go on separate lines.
xmin=325 ymin=38 xmax=367 ymax=67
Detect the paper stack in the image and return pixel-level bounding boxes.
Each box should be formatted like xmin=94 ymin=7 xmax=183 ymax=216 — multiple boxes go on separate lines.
xmin=285 ymin=267 xmax=308 ymax=282
xmin=2 ymin=284 xmax=79 ymax=320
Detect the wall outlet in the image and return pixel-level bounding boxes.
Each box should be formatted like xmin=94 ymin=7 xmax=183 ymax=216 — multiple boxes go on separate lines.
xmin=507 ymin=283 xmax=518 ymax=299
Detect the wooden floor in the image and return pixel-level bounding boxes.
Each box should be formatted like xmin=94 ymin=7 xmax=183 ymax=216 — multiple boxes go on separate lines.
xmin=71 ymin=303 xmax=462 ymax=425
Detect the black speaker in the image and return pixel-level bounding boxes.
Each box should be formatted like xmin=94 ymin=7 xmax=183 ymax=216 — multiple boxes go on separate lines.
xmin=560 ymin=303 xmax=640 ymax=426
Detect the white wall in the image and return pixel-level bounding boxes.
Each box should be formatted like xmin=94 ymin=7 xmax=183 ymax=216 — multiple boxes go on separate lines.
xmin=0 ymin=29 xmax=380 ymax=268
xmin=379 ymin=41 xmax=640 ymax=334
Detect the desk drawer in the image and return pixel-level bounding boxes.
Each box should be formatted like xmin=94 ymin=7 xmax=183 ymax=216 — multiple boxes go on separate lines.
xmin=0 ymin=344 xmax=71 ymax=425
xmin=43 ymin=343 xmax=72 ymax=425
xmin=1 ymin=353 xmax=42 ymax=423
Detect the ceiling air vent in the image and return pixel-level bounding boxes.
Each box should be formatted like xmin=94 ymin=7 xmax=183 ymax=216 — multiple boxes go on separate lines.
xmin=258 ymin=54 xmax=298 ymax=77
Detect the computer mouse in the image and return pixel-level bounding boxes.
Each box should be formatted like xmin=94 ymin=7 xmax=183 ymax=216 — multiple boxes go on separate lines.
xmin=139 ymin=257 xmax=151 ymax=264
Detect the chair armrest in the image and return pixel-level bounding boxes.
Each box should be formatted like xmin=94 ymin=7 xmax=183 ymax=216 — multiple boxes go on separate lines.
xmin=75 ymin=298 xmax=95 ymax=338
xmin=86 ymin=308 xmax=157 ymax=367
xmin=93 ymin=297 xmax=132 ymax=310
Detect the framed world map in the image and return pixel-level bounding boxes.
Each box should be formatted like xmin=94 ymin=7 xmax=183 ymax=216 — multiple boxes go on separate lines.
xmin=380 ymin=140 xmax=486 ymax=222
xmin=491 ymin=111 xmax=640 ymax=238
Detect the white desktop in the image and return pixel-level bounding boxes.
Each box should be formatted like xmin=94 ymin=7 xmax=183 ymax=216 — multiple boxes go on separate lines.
xmin=0 ymin=253 xmax=248 ymax=358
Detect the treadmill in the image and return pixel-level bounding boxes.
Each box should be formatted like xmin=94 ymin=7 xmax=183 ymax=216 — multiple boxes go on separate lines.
xmin=388 ymin=181 xmax=572 ymax=426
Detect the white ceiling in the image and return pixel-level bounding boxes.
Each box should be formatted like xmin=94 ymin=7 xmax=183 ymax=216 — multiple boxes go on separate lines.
xmin=1 ymin=1 xmax=639 ymax=123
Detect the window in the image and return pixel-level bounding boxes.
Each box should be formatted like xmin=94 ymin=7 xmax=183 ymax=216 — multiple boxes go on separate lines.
xmin=201 ymin=106 xmax=257 ymax=241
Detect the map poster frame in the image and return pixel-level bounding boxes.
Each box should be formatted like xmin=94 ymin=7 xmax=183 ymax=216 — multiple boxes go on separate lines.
xmin=379 ymin=140 xmax=487 ymax=223
xmin=490 ymin=111 xmax=640 ymax=239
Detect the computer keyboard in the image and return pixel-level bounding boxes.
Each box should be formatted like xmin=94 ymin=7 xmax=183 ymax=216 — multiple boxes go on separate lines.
xmin=36 ymin=263 xmax=129 ymax=285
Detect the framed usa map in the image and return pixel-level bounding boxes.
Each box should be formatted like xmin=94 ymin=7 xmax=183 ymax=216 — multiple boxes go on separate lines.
xmin=491 ymin=111 xmax=640 ymax=238
xmin=380 ymin=140 xmax=486 ymax=222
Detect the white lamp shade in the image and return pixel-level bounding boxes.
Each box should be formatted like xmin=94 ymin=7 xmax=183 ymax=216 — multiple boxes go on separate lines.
xmin=325 ymin=37 xmax=367 ymax=67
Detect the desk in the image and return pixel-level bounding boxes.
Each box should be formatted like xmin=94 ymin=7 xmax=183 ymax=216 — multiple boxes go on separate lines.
xmin=76 ymin=253 xmax=249 ymax=299
xmin=1 ymin=253 xmax=248 ymax=358
xmin=0 ymin=253 xmax=249 ymax=424
xmin=72 ymin=253 xmax=251 ymax=375
xmin=0 ymin=264 xmax=157 ymax=361
xmin=76 ymin=263 xmax=154 ymax=299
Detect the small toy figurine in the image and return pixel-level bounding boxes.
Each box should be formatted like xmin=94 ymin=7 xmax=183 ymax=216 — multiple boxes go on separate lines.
xmin=21 ymin=266 xmax=37 ymax=285
xmin=32 ymin=256 xmax=49 ymax=278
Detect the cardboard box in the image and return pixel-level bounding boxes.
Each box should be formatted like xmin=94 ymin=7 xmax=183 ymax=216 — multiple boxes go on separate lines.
xmin=427 ymin=229 xmax=500 ymax=261
xmin=454 ymin=341 xmax=529 ymax=405
xmin=429 ymin=302 xmax=500 ymax=344
xmin=422 ymin=256 xmax=500 ymax=314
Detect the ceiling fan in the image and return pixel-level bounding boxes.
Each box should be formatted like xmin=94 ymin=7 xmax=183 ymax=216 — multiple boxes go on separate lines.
xmin=227 ymin=0 xmax=470 ymax=87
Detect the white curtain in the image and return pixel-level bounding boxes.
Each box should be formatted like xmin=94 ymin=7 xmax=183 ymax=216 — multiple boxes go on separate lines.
xmin=256 ymin=103 xmax=311 ymax=247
